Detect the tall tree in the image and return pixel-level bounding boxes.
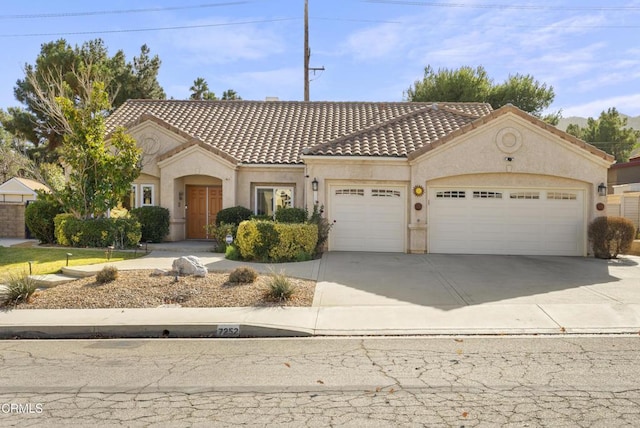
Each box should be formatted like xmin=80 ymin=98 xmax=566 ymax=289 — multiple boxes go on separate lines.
xmin=189 ymin=77 xmax=218 ymax=100
xmin=566 ymin=108 xmax=640 ymax=163
xmin=54 ymin=81 xmax=141 ymax=219
xmin=406 ymin=65 xmax=556 ymax=121
xmin=5 ymin=39 xmax=164 ymax=152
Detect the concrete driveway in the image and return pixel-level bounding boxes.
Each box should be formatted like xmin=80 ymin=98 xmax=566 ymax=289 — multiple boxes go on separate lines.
xmin=313 ymin=252 xmax=640 ymax=309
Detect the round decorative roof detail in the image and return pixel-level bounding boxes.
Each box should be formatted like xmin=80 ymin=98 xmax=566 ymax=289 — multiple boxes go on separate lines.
xmin=495 ymin=127 xmax=523 ymax=154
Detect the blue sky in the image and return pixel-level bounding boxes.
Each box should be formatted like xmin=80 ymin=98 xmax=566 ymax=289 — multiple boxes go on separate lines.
xmin=1 ymin=0 xmax=639 ymax=118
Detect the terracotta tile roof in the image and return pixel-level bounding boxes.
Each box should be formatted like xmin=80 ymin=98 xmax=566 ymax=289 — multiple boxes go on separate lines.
xmin=407 ymin=105 xmax=615 ymax=163
xmin=106 ymin=100 xmax=492 ymax=164
xmin=303 ymin=104 xmax=479 ymax=157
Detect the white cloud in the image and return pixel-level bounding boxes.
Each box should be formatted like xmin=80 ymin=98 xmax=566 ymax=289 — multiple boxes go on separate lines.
xmin=168 ymin=19 xmax=287 ymax=65
xmin=562 ymin=93 xmax=640 ymax=118
xmin=222 ymin=67 xmax=301 ymax=100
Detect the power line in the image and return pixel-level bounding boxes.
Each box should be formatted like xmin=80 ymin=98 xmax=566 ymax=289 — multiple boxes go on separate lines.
xmin=364 ymin=0 xmax=640 ymax=11
xmin=0 ymin=2 xmax=251 ymax=20
xmin=0 ymin=18 xmax=298 ymax=38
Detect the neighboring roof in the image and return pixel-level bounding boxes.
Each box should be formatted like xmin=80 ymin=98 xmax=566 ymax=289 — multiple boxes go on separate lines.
xmin=106 ymin=100 xmax=492 ymax=164
xmin=0 ymin=177 xmax=49 ymax=193
xmin=611 ymin=155 xmax=640 ymax=170
xmin=407 ymin=105 xmax=615 ymax=163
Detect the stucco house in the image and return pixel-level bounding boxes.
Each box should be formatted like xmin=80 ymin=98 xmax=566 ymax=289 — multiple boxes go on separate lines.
xmin=106 ymin=100 xmax=613 ymax=256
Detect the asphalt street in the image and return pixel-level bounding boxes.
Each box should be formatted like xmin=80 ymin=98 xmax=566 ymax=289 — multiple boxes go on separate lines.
xmin=1 ymin=336 xmax=640 ymax=427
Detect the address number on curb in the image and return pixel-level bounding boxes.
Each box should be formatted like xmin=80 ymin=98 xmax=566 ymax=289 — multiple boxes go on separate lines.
xmin=216 ymin=324 xmax=240 ymax=338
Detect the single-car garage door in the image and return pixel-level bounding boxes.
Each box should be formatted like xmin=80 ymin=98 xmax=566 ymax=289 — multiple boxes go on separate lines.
xmin=429 ymin=188 xmax=585 ymax=256
xmin=329 ymin=185 xmax=406 ymax=252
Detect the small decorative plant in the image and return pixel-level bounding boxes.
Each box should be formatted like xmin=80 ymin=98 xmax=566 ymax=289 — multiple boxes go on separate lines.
xmin=228 ymin=266 xmax=258 ymax=284
xmin=266 ymin=270 xmax=295 ymax=301
xmin=96 ymin=266 xmax=119 ymax=284
xmin=1 ymin=272 xmax=38 ymax=307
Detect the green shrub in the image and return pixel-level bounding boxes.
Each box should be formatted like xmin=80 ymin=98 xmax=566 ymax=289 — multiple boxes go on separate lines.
xmin=1 ymin=272 xmax=37 ymax=307
xmin=275 ymin=207 xmax=308 ymax=223
xmin=96 ymin=266 xmax=119 ymax=284
xmin=228 ymin=266 xmax=258 ymax=284
xmin=250 ymin=214 xmax=273 ymax=221
xmin=25 ymin=198 xmax=63 ymax=244
xmin=236 ymin=220 xmax=317 ymax=262
xmin=308 ymin=204 xmax=333 ymax=256
xmin=225 ymin=244 xmax=240 ymax=260
xmin=266 ymin=270 xmax=295 ymax=301
xmin=54 ymin=214 xmax=141 ymax=248
xmin=215 ymin=206 xmax=253 ymax=226
xmin=206 ymin=222 xmax=238 ymax=252
xmin=588 ymin=216 xmax=637 ymax=259
xmin=294 ymin=251 xmax=313 ymax=262
xmin=131 ymin=206 xmax=170 ymax=243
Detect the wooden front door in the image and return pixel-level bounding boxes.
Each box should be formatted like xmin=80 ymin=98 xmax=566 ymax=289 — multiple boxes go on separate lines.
xmin=186 ymin=186 xmax=222 ymax=239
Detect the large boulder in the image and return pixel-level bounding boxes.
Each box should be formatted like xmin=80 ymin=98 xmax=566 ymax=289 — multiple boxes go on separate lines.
xmin=172 ymin=256 xmax=208 ymax=277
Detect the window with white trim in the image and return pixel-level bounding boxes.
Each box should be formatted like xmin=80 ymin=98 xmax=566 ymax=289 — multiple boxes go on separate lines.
xmin=124 ymin=184 xmax=137 ymax=210
xmin=256 ymin=187 xmax=294 ymax=216
xmin=124 ymin=184 xmax=156 ymax=209
xmin=436 ymin=190 xmax=466 ymax=198
xmin=141 ymin=184 xmax=155 ymax=206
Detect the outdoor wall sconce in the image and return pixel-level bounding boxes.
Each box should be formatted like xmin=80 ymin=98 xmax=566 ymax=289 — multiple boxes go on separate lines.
xmin=598 ymin=183 xmax=607 ymax=197
xmin=312 ymin=177 xmax=319 ymax=203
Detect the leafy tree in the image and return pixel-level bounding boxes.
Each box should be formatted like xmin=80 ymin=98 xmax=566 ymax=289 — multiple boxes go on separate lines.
xmin=406 ymin=65 xmax=556 ymax=119
xmin=1 ymin=110 xmax=65 ymax=188
xmin=5 ymin=39 xmax=164 ymax=152
xmin=566 ymin=108 xmax=640 ymax=163
xmin=54 ymin=81 xmax=141 ymax=219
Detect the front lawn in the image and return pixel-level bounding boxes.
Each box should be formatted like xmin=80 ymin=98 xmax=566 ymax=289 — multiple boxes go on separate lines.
xmin=0 ymin=247 xmax=143 ymax=277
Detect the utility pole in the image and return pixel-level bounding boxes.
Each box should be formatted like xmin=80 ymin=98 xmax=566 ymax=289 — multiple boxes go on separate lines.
xmin=304 ymin=0 xmax=324 ymax=101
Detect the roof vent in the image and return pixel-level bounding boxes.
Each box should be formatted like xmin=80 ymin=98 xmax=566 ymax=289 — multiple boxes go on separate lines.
xmin=431 ymin=103 xmax=438 ymax=110
xmin=265 ymin=97 xmax=280 ymax=101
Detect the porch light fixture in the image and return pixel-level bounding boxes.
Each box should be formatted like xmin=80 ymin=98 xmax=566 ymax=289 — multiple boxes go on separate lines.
xmin=312 ymin=178 xmax=319 ymax=203
xmin=598 ymin=183 xmax=607 ymax=197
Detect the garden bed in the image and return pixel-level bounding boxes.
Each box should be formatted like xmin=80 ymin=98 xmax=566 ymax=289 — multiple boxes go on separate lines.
xmin=14 ymin=270 xmax=315 ymax=309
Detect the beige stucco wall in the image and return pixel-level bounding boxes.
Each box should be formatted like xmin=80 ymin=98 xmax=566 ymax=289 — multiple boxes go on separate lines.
xmin=126 ymin=112 xmax=611 ymax=250
xmin=236 ymin=166 xmax=306 ymax=210
xmin=305 ymin=113 xmax=611 ymax=254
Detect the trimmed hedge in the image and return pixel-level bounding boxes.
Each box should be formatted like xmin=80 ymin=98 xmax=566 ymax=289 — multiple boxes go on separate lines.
xmin=215 ymin=206 xmax=253 ymax=226
xmin=131 ymin=206 xmax=170 ymax=243
xmin=24 ymin=198 xmax=63 ymax=244
xmin=236 ymin=220 xmax=318 ymax=262
xmin=588 ymin=216 xmax=636 ymax=259
xmin=275 ymin=207 xmax=308 ymax=223
xmin=54 ymin=214 xmax=141 ymax=248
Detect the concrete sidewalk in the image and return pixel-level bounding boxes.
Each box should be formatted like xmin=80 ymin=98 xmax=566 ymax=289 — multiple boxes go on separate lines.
xmin=2 ymin=246 xmax=640 ymax=338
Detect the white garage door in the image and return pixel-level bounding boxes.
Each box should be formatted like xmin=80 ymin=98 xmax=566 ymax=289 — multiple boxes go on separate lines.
xmin=429 ymin=188 xmax=585 ymax=256
xmin=329 ymin=186 xmax=406 ymax=252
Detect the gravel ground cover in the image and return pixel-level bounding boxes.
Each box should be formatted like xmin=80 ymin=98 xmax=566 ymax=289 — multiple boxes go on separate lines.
xmin=16 ymin=270 xmax=315 ymax=309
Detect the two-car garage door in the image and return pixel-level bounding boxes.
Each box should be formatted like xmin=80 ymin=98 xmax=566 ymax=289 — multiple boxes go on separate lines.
xmin=429 ymin=188 xmax=585 ymax=256
xmin=328 ymin=184 xmax=586 ymax=255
